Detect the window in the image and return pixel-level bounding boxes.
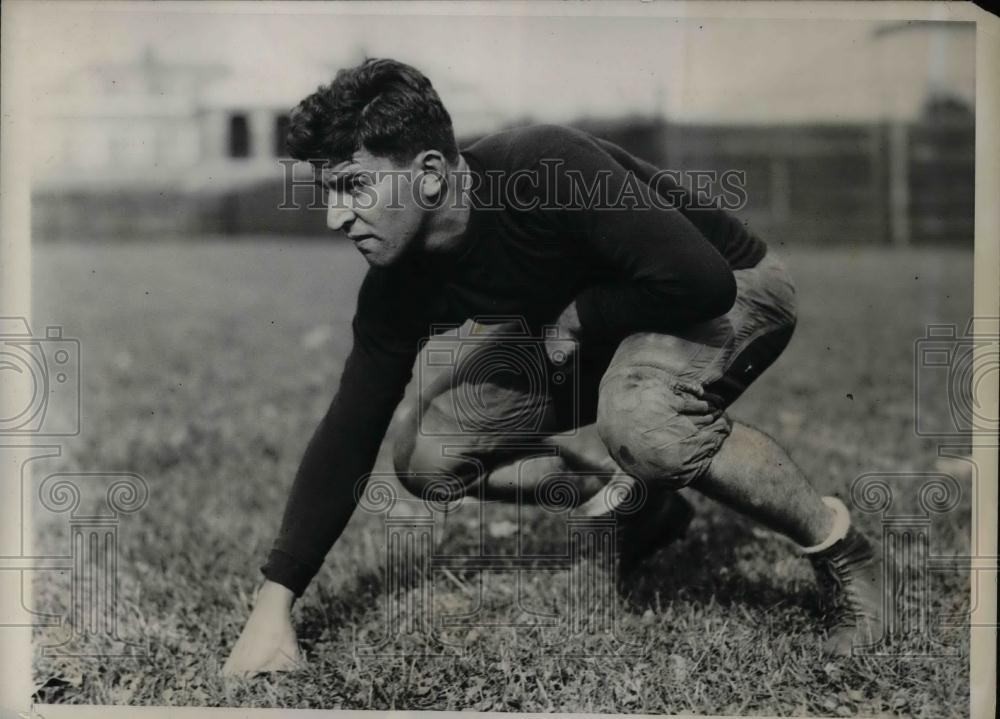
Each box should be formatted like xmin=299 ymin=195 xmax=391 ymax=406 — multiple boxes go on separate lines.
xmin=228 ymin=113 xmax=251 ymax=159
xmin=274 ymin=113 xmax=291 ymax=157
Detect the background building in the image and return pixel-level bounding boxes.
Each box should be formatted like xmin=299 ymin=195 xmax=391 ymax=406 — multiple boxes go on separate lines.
xmin=30 ymin=19 xmax=974 ymax=244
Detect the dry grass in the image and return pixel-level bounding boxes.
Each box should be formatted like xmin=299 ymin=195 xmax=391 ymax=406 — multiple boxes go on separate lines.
xmin=28 ymin=239 xmax=973 ymax=715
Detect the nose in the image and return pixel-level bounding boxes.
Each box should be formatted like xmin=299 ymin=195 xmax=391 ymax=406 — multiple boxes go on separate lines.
xmin=326 ymin=203 xmax=356 ymax=233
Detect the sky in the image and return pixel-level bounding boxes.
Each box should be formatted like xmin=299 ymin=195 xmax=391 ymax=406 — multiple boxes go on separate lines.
xmin=21 ymin=2 xmax=975 ymax=130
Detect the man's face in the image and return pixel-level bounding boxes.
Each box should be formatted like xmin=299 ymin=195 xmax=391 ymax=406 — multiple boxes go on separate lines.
xmin=320 ymin=149 xmax=425 ymax=267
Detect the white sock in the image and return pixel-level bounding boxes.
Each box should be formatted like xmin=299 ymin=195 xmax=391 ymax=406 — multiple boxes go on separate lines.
xmin=795 ymin=495 xmax=852 ymax=554
xmin=575 ymin=473 xmax=638 ymax=517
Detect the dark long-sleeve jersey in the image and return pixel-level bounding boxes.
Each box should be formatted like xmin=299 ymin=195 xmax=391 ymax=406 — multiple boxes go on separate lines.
xmin=262 ymin=124 xmax=767 ymax=595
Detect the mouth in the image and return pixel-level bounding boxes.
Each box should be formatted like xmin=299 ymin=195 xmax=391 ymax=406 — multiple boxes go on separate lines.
xmin=349 ymin=236 xmax=377 ymax=252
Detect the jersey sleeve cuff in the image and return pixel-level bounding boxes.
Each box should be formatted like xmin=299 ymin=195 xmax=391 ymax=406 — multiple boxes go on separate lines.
xmin=260 ymin=548 xmax=320 ymax=598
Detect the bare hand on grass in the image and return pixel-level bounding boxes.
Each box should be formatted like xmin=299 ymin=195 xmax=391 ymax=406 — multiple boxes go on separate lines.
xmin=222 ymin=581 xmax=304 ymax=676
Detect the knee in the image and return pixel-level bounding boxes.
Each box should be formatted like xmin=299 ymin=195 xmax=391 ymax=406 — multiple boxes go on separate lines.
xmin=391 ymin=404 xmax=480 ymax=500
xmin=391 ymin=404 xmax=440 ymax=498
xmin=596 ymin=371 xmax=732 ymax=490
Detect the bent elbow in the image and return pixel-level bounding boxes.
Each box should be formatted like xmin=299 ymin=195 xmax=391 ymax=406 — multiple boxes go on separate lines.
xmin=677 ymin=264 xmax=735 ymax=323
xmin=707 ymin=269 xmax=737 ymax=318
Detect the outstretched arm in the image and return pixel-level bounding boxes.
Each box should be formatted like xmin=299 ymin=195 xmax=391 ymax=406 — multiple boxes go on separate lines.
xmin=224 ymin=268 xmax=425 ymax=675
xmin=260 ymin=313 xmax=419 ymax=594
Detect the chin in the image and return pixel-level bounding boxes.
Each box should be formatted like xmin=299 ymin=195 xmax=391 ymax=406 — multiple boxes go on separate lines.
xmin=361 ymin=252 xmax=392 ymax=268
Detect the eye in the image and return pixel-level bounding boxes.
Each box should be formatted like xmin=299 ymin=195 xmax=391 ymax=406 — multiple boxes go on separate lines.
xmin=350 ymin=175 xmax=375 ymax=194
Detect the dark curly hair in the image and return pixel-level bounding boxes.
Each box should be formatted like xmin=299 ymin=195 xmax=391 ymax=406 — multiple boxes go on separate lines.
xmin=286 ymin=58 xmax=459 ymax=167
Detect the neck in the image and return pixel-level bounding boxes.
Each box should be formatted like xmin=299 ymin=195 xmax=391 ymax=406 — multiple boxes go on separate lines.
xmin=423 ymin=154 xmax=474 ymax=256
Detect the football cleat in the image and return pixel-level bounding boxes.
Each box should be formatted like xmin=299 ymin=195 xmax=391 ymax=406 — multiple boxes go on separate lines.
xmin=613 ymin=487 xmax=695 ymax=594
xmin=808 ymin=525 xmax=886 ymax=656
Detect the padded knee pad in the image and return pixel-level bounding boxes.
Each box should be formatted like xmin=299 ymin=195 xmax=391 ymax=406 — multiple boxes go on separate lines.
xmin=597 ymin=367 xmax=733 ymax=489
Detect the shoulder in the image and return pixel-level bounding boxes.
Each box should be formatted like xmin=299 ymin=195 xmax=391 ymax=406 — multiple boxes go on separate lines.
xmin=496 ymin=123 xmax=597 ymax=148
xmin=463 ymin=124 xmax=602 ymax=170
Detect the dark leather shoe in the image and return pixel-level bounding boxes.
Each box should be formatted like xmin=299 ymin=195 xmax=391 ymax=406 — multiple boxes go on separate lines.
xmin=808 ymin=525 xmax=886 ymax=656
xmin=614 ymin=488 xmax=695 ymax=595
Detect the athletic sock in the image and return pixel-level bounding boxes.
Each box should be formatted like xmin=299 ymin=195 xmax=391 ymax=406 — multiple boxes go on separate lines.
xmin=575 ymin=473 xmax=640 ymax=517
xmin=795 ymin=495 xmax=852 ymax=555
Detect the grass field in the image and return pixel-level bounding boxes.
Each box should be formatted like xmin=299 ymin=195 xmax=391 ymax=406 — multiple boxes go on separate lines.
xmin=29 ymin=238 xmax=974 ymax=715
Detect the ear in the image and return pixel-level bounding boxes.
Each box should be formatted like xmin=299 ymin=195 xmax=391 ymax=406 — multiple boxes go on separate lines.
xmin=415 ymin=150 xmax=447 ymax=201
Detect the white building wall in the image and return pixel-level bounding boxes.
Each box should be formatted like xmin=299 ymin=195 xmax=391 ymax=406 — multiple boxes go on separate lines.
xmin=250 ymin=108 xmax=276 ymax=160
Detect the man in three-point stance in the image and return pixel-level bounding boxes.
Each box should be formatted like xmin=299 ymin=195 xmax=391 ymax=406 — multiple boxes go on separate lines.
xmin=223 ymin=59 xmax=886 ymax=675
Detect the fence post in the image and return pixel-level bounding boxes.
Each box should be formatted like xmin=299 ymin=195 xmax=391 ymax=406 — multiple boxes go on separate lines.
xmin=887 ymin=121 xmax=911 ymax=247
xmin=769 ymin=157 xmax=791 ymax=223
xmin=870 ymin=123 xmax=890 ymax=245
